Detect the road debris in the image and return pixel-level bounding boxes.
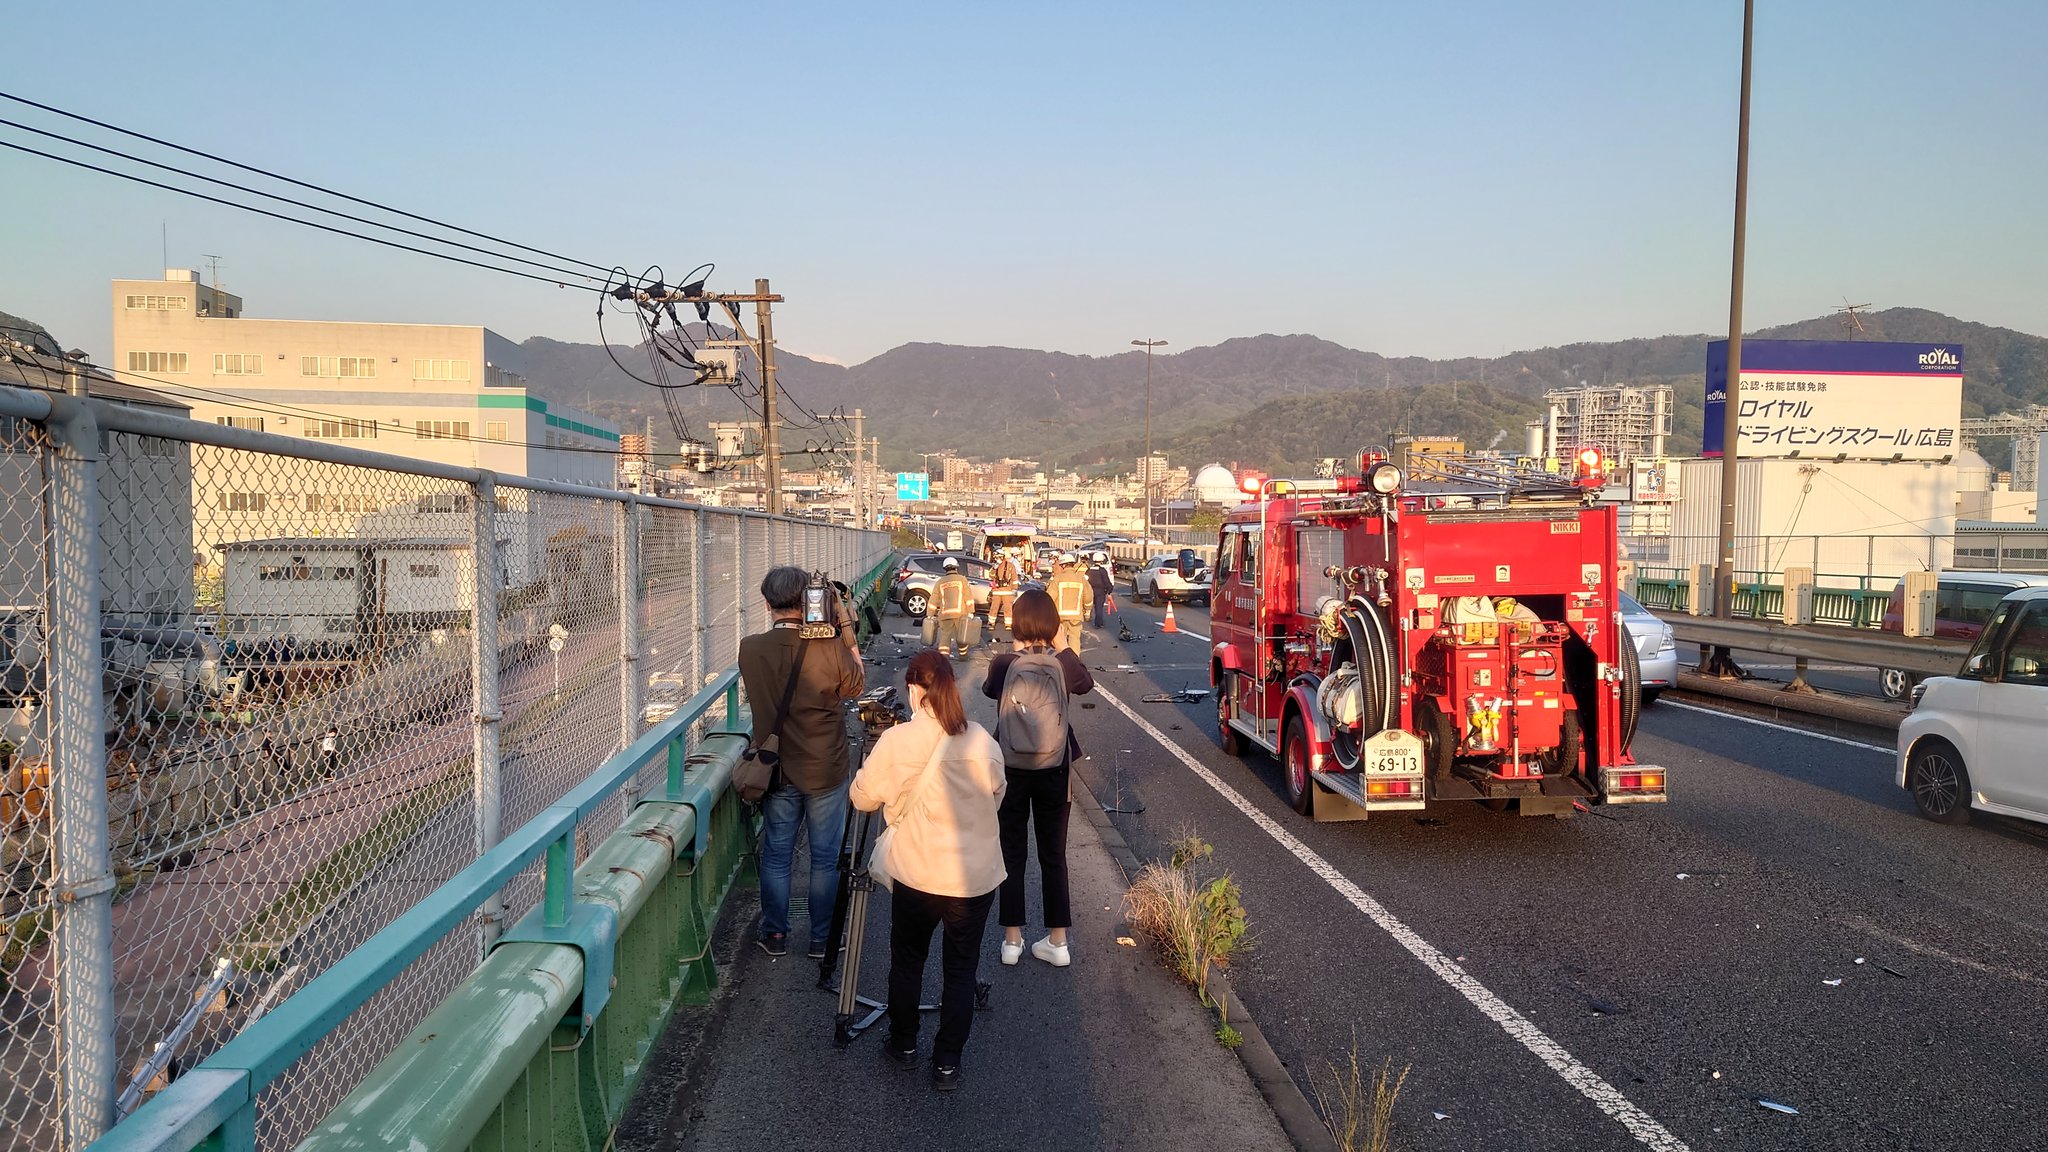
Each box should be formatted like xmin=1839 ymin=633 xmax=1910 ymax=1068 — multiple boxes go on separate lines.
xmin=1757 ymin=1099 xmax=1800 ymax=1115
xmin=1882 ymin=965 xmax=1909 ymax=979
xmin=1677 ymin=873 xmax=1691 ymax=880
xmin=1711 ymin=1070 xmax=1722 ymax=1080
xmin=1854 ymin=957 xmax=1867 ymax=965
xmin=1432 ymin=1112 xmax=1448 ymax=1121
xmin=1822 ymin=978 xmax=1842 ymax=987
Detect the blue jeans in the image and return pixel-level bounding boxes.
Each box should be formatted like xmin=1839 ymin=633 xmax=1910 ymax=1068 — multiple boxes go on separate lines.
xmin=758 ymin=778 xmax=849 ymax=948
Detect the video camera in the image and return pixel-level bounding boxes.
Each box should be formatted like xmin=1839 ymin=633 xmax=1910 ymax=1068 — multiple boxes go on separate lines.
xmin=854 ymin=684 xmax=909 ymax=737
xmin=798 ymin=570 xmax=849 ymax=640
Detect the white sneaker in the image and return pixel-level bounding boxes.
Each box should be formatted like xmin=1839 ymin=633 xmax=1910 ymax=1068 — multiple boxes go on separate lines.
xmin=1031 ymin=937 xmax=1071 ymax=967
xmin=1000 ymin=939 xmax=1024 ymax=966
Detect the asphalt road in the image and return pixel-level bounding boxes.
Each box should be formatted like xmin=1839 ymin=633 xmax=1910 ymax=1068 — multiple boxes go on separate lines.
xmin=1037 ymin=597 xmax=2047 ymax=1152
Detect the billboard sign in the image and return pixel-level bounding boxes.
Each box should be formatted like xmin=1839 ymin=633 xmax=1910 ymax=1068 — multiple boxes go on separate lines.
xmin=895 ymin=472 xmax=931 ymax=501
xmin=1703 ymin=340 xmax=1962 ymax=461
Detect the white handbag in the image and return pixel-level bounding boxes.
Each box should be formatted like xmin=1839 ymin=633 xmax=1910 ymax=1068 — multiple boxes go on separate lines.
xmin=868 ymin=735 xmax=948 ymax=892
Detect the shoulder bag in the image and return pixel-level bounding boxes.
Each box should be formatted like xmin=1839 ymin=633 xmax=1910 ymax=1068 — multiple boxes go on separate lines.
xmin=735 ymin=638 xmax=808 ymax=805
xmin=867 ymin=732 xmax=950 ymax=892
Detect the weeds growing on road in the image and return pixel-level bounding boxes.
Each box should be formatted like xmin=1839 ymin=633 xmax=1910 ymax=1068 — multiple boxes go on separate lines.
xmin=1123 ymin=830 xmax=1250 ymax=1044
xmin=1312 ymin=1031 xmax=1408 ymax=1152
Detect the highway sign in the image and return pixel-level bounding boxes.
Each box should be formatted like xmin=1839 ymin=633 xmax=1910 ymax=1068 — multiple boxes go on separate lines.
xmin=896 ymin=472 xmax=930 ymax=501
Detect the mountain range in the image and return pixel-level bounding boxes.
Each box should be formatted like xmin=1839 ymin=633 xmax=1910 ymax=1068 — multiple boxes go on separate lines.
xmin=512 ymin=307 xmax=2048 ymax=473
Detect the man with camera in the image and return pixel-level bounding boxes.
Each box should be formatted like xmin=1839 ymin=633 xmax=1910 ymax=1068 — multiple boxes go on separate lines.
xmin=738 ymin=566 xmax=866 ymax=958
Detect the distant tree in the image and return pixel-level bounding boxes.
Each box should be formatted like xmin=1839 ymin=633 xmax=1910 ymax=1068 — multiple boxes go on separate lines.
xmin=1187 ymin=507 xmax=1224 ymax=535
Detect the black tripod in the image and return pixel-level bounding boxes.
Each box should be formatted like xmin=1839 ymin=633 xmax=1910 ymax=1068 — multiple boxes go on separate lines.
xmin=816 ymin=691 xmax=990 ymax=1047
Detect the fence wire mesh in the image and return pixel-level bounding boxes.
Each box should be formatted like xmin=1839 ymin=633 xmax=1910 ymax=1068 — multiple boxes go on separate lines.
xmin=1 ymin=415 xmax=58 ymax=1152
xmin=0 ymin=384 xmax=890 ymax=1151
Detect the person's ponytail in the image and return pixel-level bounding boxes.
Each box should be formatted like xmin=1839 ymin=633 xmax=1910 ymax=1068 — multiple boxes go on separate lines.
xmin=905 ymin=649 xmax=968 ymax=735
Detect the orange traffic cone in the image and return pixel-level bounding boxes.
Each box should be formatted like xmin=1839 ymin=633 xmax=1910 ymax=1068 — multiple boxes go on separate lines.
xmin=1162 ymin=601 xmax=1180 ymax=634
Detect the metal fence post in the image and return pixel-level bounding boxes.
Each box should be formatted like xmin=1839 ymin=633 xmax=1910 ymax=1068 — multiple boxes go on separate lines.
xmin=691 ymin=508 xmax=708 ymax=694
xmin=44 ymin=390 xmax=116 ymax=1147
xmin=735 ymin=514 xmax=749 ymax=647
xmin=471 ymin=473 xmax=504 ymax=948
xmin=618 ymin=498 xmax=642 ymax=749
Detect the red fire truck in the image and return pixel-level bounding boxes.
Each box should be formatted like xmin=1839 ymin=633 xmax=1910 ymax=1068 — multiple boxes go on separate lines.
xmin=1210 ymin=452 xmax=1667 ymax=820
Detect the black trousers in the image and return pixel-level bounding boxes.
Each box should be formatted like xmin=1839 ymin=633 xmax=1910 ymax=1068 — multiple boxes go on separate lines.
xmin=997 ymin=763 xmax=1072 ymax=930
xmin=888 ymin=882 xmax=995 ymax=1067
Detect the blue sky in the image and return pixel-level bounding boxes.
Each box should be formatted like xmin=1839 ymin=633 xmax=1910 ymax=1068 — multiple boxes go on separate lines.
xmin=3 ymin=0 xmax=2042 ymax=366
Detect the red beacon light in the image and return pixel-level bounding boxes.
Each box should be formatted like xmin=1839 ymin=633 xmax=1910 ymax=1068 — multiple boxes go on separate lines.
xmin=1573 ymin=447 xmax=1607 ymax=488
xmin=1240 ymin=474 xmax=1267 ymax=497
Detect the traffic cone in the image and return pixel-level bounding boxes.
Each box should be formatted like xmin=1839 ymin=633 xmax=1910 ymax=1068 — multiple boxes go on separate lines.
xmin=1162 ymin=601 xmax=1180 ymax=634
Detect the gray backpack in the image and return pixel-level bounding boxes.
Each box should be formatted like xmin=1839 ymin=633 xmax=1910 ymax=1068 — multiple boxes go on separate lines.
xmin=996 ymin=651 xmax=1070 ymax=769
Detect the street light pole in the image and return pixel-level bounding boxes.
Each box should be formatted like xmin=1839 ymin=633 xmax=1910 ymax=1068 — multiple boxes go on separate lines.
xmin=1709 ymin=0 xmax=1756 ymax=676
xmin=1132 ymin=339 xmax=1168 ymax=544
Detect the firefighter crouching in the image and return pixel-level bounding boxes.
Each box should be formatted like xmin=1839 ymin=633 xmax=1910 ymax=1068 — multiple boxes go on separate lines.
xmin=988 ymin=550 xmax=1020 ymax=633
xmin=1047 ymin=552 xmax=1090 ymax=653
xmin=922 ymin=556 xmax=979 ymax=659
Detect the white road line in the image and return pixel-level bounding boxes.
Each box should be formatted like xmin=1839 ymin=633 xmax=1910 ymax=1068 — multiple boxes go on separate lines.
xmin=1658 ymin=700 xmax=1894 ymax=754
xmin=1096 ymin=686 xmax=1692 ymax=1152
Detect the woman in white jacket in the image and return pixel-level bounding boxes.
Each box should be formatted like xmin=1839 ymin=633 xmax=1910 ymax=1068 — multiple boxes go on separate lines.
xmin=850 ymin=648 xmax=1007 ymax=1092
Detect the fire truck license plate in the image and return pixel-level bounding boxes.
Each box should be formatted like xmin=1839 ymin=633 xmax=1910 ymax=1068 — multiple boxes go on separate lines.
xmin=1364 ymin=729 xmax=1425 ymax=775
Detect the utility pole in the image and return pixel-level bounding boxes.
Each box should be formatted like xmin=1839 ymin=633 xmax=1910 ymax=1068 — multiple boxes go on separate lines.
xmin=1132 ymin=339 xmax=1168 ymax=543
xmin=851 ymin=408 xmax=866 ymax=527
xmin=639 ymin=279 xmax=786 ymax=512
xmin=1709 ymin=0 xmax=1756 ymax=676
xmin=753 ymin=278 xmax=783 ymax=514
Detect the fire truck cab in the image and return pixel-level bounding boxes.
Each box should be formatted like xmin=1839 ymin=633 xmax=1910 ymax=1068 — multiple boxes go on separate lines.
xmin=1210 ymin=454 xmax=1667 ymax=820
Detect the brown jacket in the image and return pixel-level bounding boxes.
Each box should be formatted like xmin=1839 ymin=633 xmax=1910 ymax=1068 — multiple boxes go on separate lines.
xmin=737 ymin=625 xmax=866 ymax=794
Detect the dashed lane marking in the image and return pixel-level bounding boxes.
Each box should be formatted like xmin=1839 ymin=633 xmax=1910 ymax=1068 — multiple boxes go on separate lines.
xmin=1096 ymin=685 xmax=1693 ymax=1152
xmin=1659 ymin=700 xmax=1894 ymax=754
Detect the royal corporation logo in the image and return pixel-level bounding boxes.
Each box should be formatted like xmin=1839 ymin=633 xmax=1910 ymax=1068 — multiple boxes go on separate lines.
xmin=1918 ymin=347 xmax=1960 ymax=370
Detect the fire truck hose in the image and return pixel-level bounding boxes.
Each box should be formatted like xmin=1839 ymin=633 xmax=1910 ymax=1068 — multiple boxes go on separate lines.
xmin=1320 ymin=602 xmax=1397 ymax=771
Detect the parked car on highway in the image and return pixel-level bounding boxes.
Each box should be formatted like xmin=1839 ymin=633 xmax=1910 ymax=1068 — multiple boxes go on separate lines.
xmin=1897 ymin=585 xmax=2048 ymax=826
xmin=1131 ymin=553 xmax=1213 ymax=606
xmin=891 ymin=552 xmax=995 ymax=619
xmin=1877 ymin=572 xmax=2048 ymax=700
xmin=1619 ymin=591 xmax=1676 ymax=705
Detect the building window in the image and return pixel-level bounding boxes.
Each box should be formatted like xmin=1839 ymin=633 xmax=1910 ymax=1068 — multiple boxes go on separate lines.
xmin=414 ymin=493 xmax=473 ymax=514
xmin=304 ymin=493 xmax=382 ymax=513
xmin=305 ymin=418 xmax=378 ymax=439
xmin=127 ymin=351 xmax=188 ymax=374
xmin=300 ymin=356 xmax=378 ymax=378
xmin=216 ymin=416 xmax=266 ymax=432
xmin=412 ymin=359 xmax=472 ymax=381
xmin=124 ymin=294 xmax=185 ymax=310
xmin=258 ymin=564 xmax=355 ymax=581
xmin=213 ymin=353 xmax=263 ymax=375
xmin=485 ymin=420 xmax=508 ymax=441
xmin=217 ymin=492 xmax=268 ymax=512
xmin=415 ymin=420 xmax=471 ymax=440
xmin=408 ymin=563 xmax=442 ymax=578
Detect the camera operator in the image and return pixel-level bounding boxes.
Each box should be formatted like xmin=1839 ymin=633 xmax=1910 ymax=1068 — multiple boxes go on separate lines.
xmin=738 ymin=566 xmax=865 ymax=959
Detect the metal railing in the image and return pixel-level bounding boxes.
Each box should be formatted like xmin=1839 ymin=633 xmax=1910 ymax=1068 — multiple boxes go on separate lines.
xmin=1631 ymin=567 xmax=1891 ymax=630
xmin=89 ymin=669 xmax=753 ymax=1152
xmin=0 ymin=380 xmax=890 ymax=1152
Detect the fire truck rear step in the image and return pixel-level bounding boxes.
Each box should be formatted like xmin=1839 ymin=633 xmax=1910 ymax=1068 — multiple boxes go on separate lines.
xmin=1314 ymin=770 xmax=1425 ymax=813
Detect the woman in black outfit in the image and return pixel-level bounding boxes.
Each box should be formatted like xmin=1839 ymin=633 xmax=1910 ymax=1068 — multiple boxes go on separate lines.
xmin=982 ymin=588 xmax=1096 ymax=967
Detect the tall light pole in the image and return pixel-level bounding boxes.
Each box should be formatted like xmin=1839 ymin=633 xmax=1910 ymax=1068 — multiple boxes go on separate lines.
xmin=1709 ymin=0 xmax=1756 ymax=677
xmin=1133 ymin=339 xmax=1168 ymax=544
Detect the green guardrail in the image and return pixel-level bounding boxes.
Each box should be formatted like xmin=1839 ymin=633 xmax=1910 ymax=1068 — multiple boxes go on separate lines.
xmin=1631 ymin=568 xmax=1889 ymax=630
xmin=91 ymin=669 xmax=752 ymax=1152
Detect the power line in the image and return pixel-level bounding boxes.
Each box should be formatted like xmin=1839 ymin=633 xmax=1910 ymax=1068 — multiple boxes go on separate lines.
xmin=0 ymin=115 xmax=605 ymax=286
xmin=0 ymin=138 xmax=586 ymax=290
xmin=0 ymin=89 xmax=617 ymax=277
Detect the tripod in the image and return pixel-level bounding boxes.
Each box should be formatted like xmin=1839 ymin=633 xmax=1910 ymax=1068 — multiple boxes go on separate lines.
xmin=816 ymin=693 xmax=991 ymax=1047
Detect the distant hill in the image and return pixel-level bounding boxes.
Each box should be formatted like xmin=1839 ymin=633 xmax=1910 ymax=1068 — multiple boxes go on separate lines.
xmin=1139 ymin=383 xmax=1550 ymax=475
xmin=0 ymin=310 xmax=62 ymax=355
xmin=511 ymin=307 xmax=2048 ymax=470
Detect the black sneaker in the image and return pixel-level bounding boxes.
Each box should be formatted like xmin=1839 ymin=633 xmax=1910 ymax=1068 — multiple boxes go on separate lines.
xmin=806 ymin=941 xmax=827 ymax=961
xmin=756 ymin=933 xmax=787 ymax=957
xmin=883 ymin=1043 xmax=918 ymax=1071
xmin=931 ymin=1064 xmax=961 ymax=1092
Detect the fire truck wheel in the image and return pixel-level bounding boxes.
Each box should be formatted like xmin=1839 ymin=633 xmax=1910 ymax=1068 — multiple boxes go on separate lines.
xmin=1216 ymin=673 xmax=1245 ymax=756
xmin=1551 ymin=709 xmax=1583 ymax=777
xmin=1282 ymin=715 xmax=1314 ymax=816
xmin=1413 ymin=696 xmax=1455 ymax=779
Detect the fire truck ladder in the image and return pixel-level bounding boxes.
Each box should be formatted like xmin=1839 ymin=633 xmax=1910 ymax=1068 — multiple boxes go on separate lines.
xmin=1402 ymin=453 xmax=1584 ymax=502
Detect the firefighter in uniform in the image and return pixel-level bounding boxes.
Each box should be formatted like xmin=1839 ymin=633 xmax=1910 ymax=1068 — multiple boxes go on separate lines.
xmin=988 ymin=550 xmax=1020 ymax=634
xmin=924 ymin=556 xmax=977 ymax=659
xmin=1047 ymin=552 xmax=1090 ymax=653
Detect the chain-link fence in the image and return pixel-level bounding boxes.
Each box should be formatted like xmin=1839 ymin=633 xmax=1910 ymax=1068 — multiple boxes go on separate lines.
xmin=0 ymin=380 xmax=890 ymax=1152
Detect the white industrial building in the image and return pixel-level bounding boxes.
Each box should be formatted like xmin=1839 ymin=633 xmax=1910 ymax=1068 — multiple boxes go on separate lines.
xmin=219 ymin=537 xmax=502 ymax=644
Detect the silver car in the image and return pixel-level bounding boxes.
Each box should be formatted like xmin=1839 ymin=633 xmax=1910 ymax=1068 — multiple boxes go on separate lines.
xmin=891 ymin=553 xmax=995 ymax=619
xmin=1619 ymin=591 xmax=1677 ymax=705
